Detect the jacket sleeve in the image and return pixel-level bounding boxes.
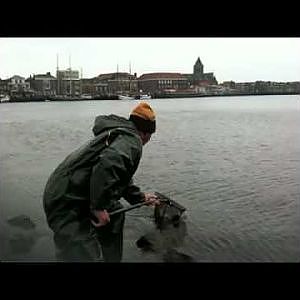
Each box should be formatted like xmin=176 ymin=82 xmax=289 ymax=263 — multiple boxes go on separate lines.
xmin=90 ymin=134 xmax=142 ymax=211
xmin=122 ymin=179 xmax=145 ymax=205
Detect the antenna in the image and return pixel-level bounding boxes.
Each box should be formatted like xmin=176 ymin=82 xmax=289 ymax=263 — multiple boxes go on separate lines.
xmin=129 ymin=61 xmax=131 ymax=75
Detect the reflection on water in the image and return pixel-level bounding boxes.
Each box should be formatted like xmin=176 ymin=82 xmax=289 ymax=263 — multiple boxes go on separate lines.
xmin=0 ymin=95 xmax=299 ymax=262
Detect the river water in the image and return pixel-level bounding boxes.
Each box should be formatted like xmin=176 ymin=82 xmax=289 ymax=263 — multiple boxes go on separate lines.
xmin=0 ymin=95 xmax=299 ymax=262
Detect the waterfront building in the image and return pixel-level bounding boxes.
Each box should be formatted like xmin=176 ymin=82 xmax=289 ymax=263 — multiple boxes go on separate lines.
xmin=137 ymin=73 xmax=189 ymax=95
xmin=220 ymin=81 xmax=300 ymax=95
xmin=80 ymin=78 xmax=97 ymax=96
xmin=7 ymin=75 xmax=31 ymax=95
xmin=0 ymin=78 xmax=9 ymax=95
xmin=56 ymin=68 xmax=80 ymax=96
xmin=96 ymin=72 xmax=138 ymax=95
xmin=29 ymin=72 xmax=57 ymax=96
xmin=94 ymin=83 xmax=109 ymax=96
xmin=183 ymin=57 xmax=218 ymax=86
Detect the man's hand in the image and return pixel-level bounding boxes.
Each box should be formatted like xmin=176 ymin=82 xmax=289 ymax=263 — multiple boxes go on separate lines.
xmin=91 ymin=209 xmax=110 ymax=227
xmin=144 ymin=192 xmax=160 ymax=207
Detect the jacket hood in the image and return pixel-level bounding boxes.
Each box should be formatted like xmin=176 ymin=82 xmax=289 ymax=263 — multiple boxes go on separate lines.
xmin=92 ymin=114 xmax=137 ymax=136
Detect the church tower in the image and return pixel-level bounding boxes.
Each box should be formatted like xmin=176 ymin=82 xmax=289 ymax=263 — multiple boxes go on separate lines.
xmin=193 ymin=57 xmax=204 ymax=81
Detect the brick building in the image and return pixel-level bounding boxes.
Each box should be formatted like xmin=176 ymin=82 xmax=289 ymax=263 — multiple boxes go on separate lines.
xmin=96 ymin=72 xmax=138 ymax=95
xmin=29 ymin=72 xmax=57 ymax=96
xmin=137 ymin=73 xmax=189 ymax=95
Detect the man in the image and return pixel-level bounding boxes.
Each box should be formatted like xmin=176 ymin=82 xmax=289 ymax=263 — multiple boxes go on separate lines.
xmin=43 ymin=102 xmax=159 ymax=262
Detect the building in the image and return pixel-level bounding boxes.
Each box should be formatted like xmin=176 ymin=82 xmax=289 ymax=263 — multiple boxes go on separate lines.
xmin=183 ymin=57 xmax=218 ymax=86
xmin=94 ymin=83 xmax=109 ymax=96
xmin=56 ymin=69 xmax=80 ymax=96
xmin=96 ymin=72 xmax=138 ymax=95
xmin=29 ymin=72 xmax=57 ymax=96
xmin=80 ymin=78 xmax=97 ymax=96
xmin=7 ymin=75 xmax=30 ymax=95
xmin=221 ymin=81 xmax=300 ymax=95
xmin=138 ymin=73 xmax=189 ymax=95
xmin=192 ymin=57 xmax=218 ymax=85
xmin=0 ymin=79 xmax=9 ymax=95
xmin=221 ymin=81 xmax=236 ymax=89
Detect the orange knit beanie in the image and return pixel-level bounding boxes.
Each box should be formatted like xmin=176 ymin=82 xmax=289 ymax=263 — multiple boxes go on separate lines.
xmin=129 ymin=102 xmax=156 ymax=133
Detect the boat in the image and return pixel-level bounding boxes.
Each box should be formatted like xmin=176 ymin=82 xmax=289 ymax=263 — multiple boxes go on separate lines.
xmin=118 ymin=93 xmax=152 ymax=100
xmin=140 ymin=94 xmax=151 ymax=100
xmin=81 ymin=94 xmax=93 ymax=100
xmin=135 ymin=94 xmax=152 ymax=100
xmin=118 ymin=95 xmax=135 ymax=100
xmin=0 ymin=95 xmax=10 ymax=103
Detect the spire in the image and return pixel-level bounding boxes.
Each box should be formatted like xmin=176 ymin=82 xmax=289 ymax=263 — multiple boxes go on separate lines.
xmin=193 ymin=56 xmax=204 ymax=80
xmin=56 ymin=53 xmax=59 ymax=71
xmin=69 ymin=54 xmax=71 ymax=70
xmin=196 ymin=57 xmax=203 ymax=66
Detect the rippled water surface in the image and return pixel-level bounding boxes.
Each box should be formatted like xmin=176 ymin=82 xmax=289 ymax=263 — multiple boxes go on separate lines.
xmin=0 ymin=95 xmax=299 ymax=262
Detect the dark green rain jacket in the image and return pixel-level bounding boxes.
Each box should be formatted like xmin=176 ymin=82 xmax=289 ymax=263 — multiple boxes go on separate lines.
xmin=43 ymin=114 xmax=144 ymax=232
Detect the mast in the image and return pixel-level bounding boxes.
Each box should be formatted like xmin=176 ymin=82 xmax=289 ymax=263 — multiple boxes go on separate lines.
xmin=80 ymin=67 xmax=83 ymax=95
xmin=56 ymin=53 xmax=59 ymax=95
xmin=129 ymin=61 xmax=131 ymax=94
xmin=69 ymin=54 xmax=72 ymax=97
xmin=117 ymin=63 xmax=120 ymax=94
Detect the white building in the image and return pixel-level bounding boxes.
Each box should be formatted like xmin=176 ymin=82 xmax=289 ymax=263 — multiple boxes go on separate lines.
xmin=56 ymin=69 xmax=80 ymax=96
xmin=7 ymin=75 xmax=30 ymax=93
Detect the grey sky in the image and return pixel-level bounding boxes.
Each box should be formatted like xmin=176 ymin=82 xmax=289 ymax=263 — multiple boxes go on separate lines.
xmin=1 ymin=38 xmax=299 ymax=82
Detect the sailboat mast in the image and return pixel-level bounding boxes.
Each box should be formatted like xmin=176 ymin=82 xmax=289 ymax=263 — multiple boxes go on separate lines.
xmin=80 ymin=67 xmax=83 ymax=95
xmin=56 ymin=53 xmax=59 ymax=95
xmin=69 ymin=54 xmax=72 ymax=97
xmin=117 ymin=63 xmax=120 ymax=94
xmin=129 ymin=61 xmax=131 ymax=94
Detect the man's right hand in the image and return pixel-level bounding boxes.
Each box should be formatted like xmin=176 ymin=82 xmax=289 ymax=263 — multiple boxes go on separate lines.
xmin=144 ymin=192 xmax=160 ymax=207
xmin=91 ymin=209 xmax=110 ymax=227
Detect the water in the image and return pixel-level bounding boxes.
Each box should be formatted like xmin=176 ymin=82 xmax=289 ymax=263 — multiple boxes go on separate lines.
xmin=0 ymin=95 xmax=299 ymax=262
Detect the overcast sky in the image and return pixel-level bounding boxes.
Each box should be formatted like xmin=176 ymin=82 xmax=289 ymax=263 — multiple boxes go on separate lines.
xmin=1 ymin=38 xmax=299 ymax=83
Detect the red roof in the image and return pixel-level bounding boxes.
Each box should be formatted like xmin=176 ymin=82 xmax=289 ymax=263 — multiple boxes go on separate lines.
xmin=138 ymin=73 xmax=186 ymax=80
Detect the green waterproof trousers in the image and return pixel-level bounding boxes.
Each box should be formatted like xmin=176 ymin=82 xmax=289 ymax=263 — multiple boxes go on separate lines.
xmin=53 ymin=211 xmax=125 ymax=262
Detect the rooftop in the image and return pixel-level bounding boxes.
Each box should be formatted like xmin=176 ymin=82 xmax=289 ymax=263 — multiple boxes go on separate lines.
xmin=139 ymin=73 xmax=186 ymax=80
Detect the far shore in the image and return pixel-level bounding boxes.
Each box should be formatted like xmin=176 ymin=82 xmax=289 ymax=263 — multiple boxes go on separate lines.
xmin=1 ymin=92 xmax=299 ymax=104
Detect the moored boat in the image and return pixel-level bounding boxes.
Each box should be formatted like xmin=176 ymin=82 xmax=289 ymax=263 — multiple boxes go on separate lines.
xmin=118 ymin=95 xmax=135 ymax=100
xmin=135 ymin=94 xmax=152 ymax=100
xmin=0 ymin=95 xmax=10 ymax=103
